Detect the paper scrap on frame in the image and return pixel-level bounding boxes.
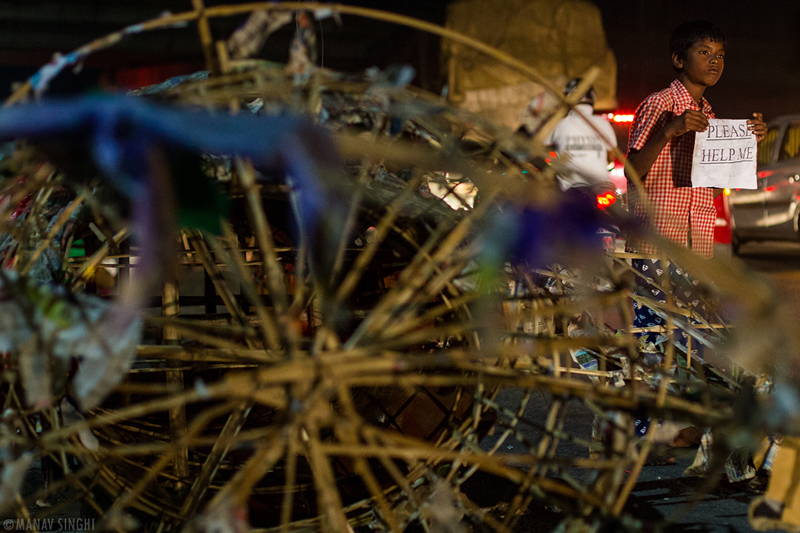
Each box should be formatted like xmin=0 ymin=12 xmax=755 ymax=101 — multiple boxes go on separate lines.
xmin=691 ymin=119 xmax=757 ymax=189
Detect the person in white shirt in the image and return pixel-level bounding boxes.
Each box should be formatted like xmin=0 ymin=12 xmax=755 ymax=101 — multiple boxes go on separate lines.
xmin=545 ymin=78 xmax=618 ymax=190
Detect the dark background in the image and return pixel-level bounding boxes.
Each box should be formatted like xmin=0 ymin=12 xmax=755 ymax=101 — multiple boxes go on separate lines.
xmin=1 ymin=0 xmax=799 ymax=123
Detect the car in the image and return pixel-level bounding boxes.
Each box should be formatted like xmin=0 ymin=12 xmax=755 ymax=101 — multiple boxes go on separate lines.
xmin=714 ymin=191 xmax=732 ymax=244
xmin=726 ymin=114 xmax=800 ymax=254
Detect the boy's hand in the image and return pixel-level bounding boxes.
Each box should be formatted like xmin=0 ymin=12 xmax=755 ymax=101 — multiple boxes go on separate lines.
xmin=748 ymin=113 xmax=767 ymax=142
xmin=668 ymin=109 xmax=709 ymax=138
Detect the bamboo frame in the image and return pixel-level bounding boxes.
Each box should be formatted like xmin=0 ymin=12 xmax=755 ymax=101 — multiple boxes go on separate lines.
xmin=0 ymin=4 xmax=785 ymax=532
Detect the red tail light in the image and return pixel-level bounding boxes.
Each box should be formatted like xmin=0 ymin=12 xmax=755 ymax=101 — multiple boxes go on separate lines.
xmin=596 ymin=191 xmax=616 ymax=209
xmin=603 ymin=113 xmax=635 ymax=123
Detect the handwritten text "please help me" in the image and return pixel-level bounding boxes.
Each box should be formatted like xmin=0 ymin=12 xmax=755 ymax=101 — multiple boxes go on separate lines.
xmin=699 ymin=122 xmax=755 ymax=164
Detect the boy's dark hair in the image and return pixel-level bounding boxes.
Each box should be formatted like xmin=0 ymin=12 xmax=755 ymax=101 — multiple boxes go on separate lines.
xmin=669 ymin=20 xmax=726 ymax=73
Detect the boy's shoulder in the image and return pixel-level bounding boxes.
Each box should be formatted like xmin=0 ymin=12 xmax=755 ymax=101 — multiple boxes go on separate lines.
xmin=637 ymin=84 xmax=680 ymax=111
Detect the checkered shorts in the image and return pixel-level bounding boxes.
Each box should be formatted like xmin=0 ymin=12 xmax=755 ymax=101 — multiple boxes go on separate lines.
xmin=632 ymin=258 xmax=708 ymax=360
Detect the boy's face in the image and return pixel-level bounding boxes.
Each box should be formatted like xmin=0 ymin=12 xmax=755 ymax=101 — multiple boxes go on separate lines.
xmin=672 ymin=38 xmax=725 ymax=88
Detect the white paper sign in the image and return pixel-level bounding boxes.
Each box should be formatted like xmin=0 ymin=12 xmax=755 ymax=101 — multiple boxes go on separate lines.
xmin=691 ymin=119 xmax=757 ymax=189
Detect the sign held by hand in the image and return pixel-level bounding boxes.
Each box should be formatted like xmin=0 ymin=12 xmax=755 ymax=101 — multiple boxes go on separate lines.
xmin=691 ymin=119 xmax=757 ymax=189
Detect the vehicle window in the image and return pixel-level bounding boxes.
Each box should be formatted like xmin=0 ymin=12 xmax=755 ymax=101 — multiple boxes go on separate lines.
xmin=758 ymin=127 xmax=779 ymax=165
xmin=778 ymin=122 xmax=800 ymax=161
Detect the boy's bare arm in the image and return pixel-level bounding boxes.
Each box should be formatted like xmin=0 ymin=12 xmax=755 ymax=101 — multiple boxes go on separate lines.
xmin=625 ymin=109 xmax=709 ymax=181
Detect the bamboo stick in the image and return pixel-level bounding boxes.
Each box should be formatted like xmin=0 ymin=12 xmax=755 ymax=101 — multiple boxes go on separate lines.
xmin=20 ymin=191 xmax=86 ymax=276
xmin=163 ymin=281 xmax=189 ymax=491
xmin=180 ymin=403 xmax=252 ymax=518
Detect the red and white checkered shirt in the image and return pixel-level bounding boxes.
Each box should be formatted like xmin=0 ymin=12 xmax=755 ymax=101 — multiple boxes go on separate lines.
xmin=626 ymin=79 xmax=716 ymax=258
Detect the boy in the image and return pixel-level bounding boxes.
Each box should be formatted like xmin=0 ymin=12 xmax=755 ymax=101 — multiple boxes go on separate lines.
xmin=625 ymin=20 xmax=766 ymax=258
xmin=626 ymin=20 xmax=766 ymax=341
xmin=624 ymin=21 xmax=766 ymax=455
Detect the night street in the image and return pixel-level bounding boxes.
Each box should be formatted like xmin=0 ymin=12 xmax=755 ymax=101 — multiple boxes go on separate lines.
xmin=732 ymin=242 xmax=800 ymax=326
xmin=4 ymin=1 xmax=800 ymax=531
